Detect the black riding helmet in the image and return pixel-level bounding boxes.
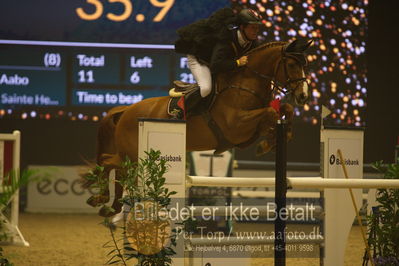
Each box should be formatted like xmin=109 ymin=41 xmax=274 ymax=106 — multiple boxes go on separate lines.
xmin=237 ymin=8 xmax=263 ymax=25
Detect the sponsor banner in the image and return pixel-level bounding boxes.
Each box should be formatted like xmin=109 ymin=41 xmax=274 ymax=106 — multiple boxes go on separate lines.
xmin=328 ymin=138 xmax=362 ymax=179
xmin=26 ymin=165 xmax=98 ymax=213
xmin=147 ymin=131 xmax=185 ymax=184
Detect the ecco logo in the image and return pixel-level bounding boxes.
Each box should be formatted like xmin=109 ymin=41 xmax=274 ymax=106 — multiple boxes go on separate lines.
xmin=329 ymin=154 xmax=336 ymax=165
xmin=37 ymin=178 xmax=96 ymax=196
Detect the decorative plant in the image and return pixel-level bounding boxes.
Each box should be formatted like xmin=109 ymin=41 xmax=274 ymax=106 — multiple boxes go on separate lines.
xmin=88 ymin=149 xmax=185 ymax=266
xmin=0 ymin=169 xmax=36 ymax=266
xmin=366 ymin=161 xmax=399 ymax=266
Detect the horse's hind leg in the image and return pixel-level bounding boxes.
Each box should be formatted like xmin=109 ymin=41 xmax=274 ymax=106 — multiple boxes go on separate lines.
xmin=85 ymin=171 xmax=110 ymax=207
xmin=108 ymin=169 xmax=124 ymax=216
xmin=83 ymin=153 xmax=115 ymax=207
xmin=95 ymin=153 xmax=123 ymax=217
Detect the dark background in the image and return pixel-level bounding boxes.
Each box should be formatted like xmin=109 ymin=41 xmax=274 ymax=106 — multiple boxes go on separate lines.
xmin=363 ymin=0 xmax=398 ymax=164
xmin=0 ymin=0 xmax=227 ymax=44
xmin=1 ymin=0 xmax=398 ymax=168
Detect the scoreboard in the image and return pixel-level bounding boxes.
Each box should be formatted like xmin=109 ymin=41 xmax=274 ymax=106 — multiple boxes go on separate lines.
xmin=0 ymin=44 xmax=192 ymax=108
xmin=0 ymin=0 xmax=229 ymax=115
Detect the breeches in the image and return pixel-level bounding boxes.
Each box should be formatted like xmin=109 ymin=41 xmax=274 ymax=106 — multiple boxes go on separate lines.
xmin=187 ymin=54 xmax=212 ymax=97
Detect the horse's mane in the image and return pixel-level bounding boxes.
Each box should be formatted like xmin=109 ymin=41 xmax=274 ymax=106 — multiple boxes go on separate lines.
xmin=246 ymin=41 xmax=287 ymax=56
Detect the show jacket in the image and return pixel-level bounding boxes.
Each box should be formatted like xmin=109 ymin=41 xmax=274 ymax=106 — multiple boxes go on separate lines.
xmin=210 ymin=29 xmax=259 ymax=75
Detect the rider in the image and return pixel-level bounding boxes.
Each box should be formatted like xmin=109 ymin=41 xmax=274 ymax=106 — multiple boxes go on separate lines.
xmin=175 ymin=8 xmax=263 ymax=108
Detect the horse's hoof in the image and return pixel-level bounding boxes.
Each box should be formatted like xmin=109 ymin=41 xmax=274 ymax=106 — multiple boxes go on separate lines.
xmin=256 ymin=140 xmax=271 ymax=156
xmin=86 ymin=195 xmax=110 ymax=207
xmin=99 ymin=205 xmax=117 ymax=217
xmin=87 ymin=196 xmax=100 ymax=207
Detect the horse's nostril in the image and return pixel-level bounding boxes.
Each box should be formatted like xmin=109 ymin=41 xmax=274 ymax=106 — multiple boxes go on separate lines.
xmin=300 ymin=93 xmax=307 ymax=100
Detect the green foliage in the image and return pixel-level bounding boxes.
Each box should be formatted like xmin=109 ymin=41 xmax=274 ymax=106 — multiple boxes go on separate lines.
xmin=84 ymin=165 xmax=108 ymax=195
xmin=0 ymin=170 xmax=36 ymax=208
xmin=0 ymin=169 xmax=36 ymax=265
xmin=0 ymin=247 xmax=13 ymax=266
xmin=118 ymin=149 xmax=176 ymax=208
xmin=0 ymin=169 xmax=37 ymax=242
xmin=367 ymin=161 xmax=399 ymax=266
xmin=97 ymin=149 xmax=182 ymax=266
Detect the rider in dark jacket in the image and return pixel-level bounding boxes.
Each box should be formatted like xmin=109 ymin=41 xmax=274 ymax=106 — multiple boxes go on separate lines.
xmin=174 ymin=8 xmax=263 ymax=109
xmin=210 ymin=9 xmax=262 ymax=75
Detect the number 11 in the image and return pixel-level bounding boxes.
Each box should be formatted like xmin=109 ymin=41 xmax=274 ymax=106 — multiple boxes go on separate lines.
xmin=78 ymin=70 xmax=95 ymax=83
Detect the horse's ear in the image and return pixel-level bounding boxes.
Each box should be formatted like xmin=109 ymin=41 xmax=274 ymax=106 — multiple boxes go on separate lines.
xmin=285 ymin=39 xmax=298 ymax=53
xmin=285 ymin=39 xmax=313 ymax=53
xmin=300 ymin=39 xmax=313 ymax=52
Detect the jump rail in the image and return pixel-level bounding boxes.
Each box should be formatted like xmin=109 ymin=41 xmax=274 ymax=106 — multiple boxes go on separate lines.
xmin=187 ymin=176 xmax=399 ymax=189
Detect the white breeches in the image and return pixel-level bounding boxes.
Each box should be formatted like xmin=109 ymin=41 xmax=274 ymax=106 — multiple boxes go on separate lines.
xmin=187 ymin=54 xmax=212 ymax=97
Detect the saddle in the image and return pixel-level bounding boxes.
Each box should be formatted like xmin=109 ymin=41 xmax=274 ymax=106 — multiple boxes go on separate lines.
xmin=167 ymin=81 xmax=259 ymax=154
xmin=167 ymin=81 xmax=214 ymax=119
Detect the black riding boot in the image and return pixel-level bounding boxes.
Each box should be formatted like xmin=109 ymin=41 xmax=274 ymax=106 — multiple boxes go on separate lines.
xmin=185 ymin=88 xmax=203 ymax=115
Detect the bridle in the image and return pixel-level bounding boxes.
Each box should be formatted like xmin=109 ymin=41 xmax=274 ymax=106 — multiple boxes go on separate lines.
xmin=246 ymin=46 xmax=309 ymax=97
xmin=223 ymin=45 xmax=309 ymax=105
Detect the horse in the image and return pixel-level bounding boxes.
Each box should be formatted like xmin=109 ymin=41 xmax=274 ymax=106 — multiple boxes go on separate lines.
xmin=87 ymin=39 xmax=312 ymax=217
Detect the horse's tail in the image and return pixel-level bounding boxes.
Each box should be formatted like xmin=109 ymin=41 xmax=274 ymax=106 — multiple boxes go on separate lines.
xmin=96 ymin=105 xmax=128 ymax=165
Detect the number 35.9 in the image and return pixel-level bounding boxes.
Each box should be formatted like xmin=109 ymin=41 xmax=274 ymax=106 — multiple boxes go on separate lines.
xmin=76 ymin=0 xmax=174 ymax=22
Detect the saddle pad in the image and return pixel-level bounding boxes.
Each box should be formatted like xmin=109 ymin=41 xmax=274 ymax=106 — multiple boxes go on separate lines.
xmin=167 ymin=96 xmax=185 ymax=119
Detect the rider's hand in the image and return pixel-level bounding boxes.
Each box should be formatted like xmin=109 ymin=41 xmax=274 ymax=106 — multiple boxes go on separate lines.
xmin=237 ymin=56 xmax=248 ymax=66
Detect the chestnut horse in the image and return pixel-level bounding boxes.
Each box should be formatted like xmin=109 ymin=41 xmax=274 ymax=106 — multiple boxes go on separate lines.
xmin=88 ymin=39 xmax=312 ymax=216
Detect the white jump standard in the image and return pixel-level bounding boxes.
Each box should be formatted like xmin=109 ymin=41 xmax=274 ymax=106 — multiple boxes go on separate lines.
xmin=136 ymin=119 xmax=398 ymax=266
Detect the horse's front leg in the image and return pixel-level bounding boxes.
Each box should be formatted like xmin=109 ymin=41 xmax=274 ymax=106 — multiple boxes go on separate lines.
xmin=256 ymin=103 xmax=294 ymax=156
xmin=236 ymin=107 xmax=279 ymax=155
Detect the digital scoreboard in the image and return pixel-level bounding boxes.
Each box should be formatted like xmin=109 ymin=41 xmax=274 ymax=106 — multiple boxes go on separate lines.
xmin=0 ymin=43 xmax=196 ymax=109
xmin=0 ymin=0 xmax=229 ymax=117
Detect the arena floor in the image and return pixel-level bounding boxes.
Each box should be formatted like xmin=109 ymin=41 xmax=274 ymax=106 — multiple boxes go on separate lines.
xmin=2 ymin=213 xmax=365 ymax=266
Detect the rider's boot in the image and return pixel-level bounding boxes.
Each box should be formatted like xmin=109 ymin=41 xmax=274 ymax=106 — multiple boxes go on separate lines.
xmin=184 ymin=88 xmax=203 ymax=114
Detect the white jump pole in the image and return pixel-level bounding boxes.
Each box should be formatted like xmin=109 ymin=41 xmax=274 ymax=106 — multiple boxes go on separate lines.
xmin=186 ymin=176 xmax=399 ymax=189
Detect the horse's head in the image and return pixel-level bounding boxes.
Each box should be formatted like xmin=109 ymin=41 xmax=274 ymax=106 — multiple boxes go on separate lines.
xmin=245 ymin=39 xmax=313 ymax=106
xmin=274 ymin=39 xmax=313 ymax=106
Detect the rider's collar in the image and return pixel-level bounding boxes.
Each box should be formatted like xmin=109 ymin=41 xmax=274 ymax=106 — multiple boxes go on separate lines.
xmin=237 ymin=30 xmax=250 ymax=48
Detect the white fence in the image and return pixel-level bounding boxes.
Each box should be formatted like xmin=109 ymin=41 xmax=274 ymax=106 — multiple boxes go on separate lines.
xmin=0 ymin=130 xmax=29 ymax=246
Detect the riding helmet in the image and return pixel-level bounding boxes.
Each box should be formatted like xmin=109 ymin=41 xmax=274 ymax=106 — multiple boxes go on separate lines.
xmin=237 ymin=8 xmax=263 ymax=25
